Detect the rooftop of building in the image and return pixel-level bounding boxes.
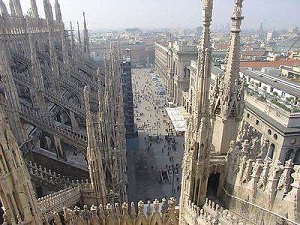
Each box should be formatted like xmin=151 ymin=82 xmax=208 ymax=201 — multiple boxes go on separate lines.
xmin=245 ymin=100 xmax=300 ymax=135
xmin=171 ymin=41 xmax=197 ymax=54
xmin=240 ymin=58 xmax=300 ymax=69
xmin=241 ymin=69 xmax=300 ymax=98
xmin=281 ymin=65 xmax=300 ymax=73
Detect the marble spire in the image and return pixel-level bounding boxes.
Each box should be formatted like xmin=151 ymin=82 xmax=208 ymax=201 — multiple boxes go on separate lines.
xmin=54 ymin=0 xmax=62 ymax=22
xmin=210 ymin=0 xmax=245 ymax=153
xmin=83 ymin=12 xmax=90 ymax=58
xmin=179 ymin=0 xmax=214 ymax=216
xmin=84 ymin=86 xmax=107 ymax=206
xmin=77 ymin=21 xmax=83 ymax=55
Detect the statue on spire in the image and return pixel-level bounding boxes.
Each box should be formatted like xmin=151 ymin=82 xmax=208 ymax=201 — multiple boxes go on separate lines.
xmin=233 ymin=0 xmax=244 ymax=17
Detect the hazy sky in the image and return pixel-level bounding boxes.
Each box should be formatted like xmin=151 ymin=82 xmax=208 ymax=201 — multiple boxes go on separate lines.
xmin=4 ymin=0 xmax=300 ymax=30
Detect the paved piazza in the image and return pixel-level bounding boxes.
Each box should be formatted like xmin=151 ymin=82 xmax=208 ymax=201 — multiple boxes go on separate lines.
xmin=127 ymin=68 xmax=185 ymax=203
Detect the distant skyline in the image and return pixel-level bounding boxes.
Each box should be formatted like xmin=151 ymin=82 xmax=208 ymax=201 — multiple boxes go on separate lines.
xmin=3 ymin=0 xmax=300 ymax=31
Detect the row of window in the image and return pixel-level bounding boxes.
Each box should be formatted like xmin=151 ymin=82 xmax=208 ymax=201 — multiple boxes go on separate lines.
xmin=247 ymin=113 xmax=278 ymax=140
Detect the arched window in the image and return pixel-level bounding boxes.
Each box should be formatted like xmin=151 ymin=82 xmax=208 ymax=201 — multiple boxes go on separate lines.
xmin=184 ymin=67 xmax=189 ymax=77
xmin=268 ymin=144 xmax=275 ymax=159
xmin=293 ymin=149 xmax=300 ymax=165
xmin=285 ymin=149 xmax=294 ymax=162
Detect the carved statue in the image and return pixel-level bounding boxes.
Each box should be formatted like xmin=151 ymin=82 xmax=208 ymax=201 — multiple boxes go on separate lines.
xmin=234 ymin=0 xmax=244 ymax=16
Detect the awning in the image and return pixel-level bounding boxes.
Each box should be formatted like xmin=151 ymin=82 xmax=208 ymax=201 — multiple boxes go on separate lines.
xmin=165 ymin=107 xmax=188 ymax=132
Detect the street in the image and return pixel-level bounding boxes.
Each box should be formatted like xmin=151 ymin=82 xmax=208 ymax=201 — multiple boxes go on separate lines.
xmin=126 ymin=68 xmax=185 ymax=203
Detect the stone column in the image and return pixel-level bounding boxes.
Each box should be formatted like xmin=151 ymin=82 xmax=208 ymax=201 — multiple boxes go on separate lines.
xmin=69 ymin=111 xmax=79 ymax=132
xmin=54 ymin=136 xmax=64 ymax=159
xmin=250 ymin=159 xmax=263 ymax=201
xmin=266 ymin=162 xmax=283 ymax=209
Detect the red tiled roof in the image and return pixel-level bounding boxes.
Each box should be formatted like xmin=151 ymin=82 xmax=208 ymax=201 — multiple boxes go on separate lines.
xmin=240 ymin=59 xmax=300 ymax=69
xmin=241 ymin=50 xmax=265 ymax=57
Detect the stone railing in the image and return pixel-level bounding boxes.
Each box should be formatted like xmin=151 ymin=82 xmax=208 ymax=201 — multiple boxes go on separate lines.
xmin=182 ymin=198 xmax=248 ymax=225
xmin=38 ymin=186 xmax=82 ymax=215
xmin=28 ymin=161 xmax=86 ymax=190
xmin=51 ymin=197 xmax=179 ymax=225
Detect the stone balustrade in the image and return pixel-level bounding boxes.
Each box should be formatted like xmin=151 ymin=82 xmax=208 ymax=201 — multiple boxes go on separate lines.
xmin=182 ymin=198 xmax=248 ymax=225
xmin=38 ymin=186 xmax=82 ymax=215
xmin=50 ymin=197 xmax=179 ymax=225
xmin=28 ymin=161 xmax=87 ymax=190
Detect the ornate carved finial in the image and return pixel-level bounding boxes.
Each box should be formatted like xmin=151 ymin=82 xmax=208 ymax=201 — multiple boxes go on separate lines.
xmin=233 ymin=0 xmax=244 ymax=17
xmin=106 ymin=203 xmax=112 ymax=217
xmin=147 ymin=200 xmax=152 ymax=217
xmin=82 ymin=205 xmax=91 ymax=221
xmin=153 ymin=199 xmax=160 ymax=212
xmin=17 ymin=214 xmax=24 ymax=225
xmin=169 ymin=197 xmax=176 ymax=211
xmin=83 ymin=11 xmax=87 ymax=29
xmin=137 ymin=201 xmax=144 ymax=214
xmin=52 ymin=211 xmax=62 ymax=225
xmin=122 ymin=202 xmax=128 ymax=215
xmin=11 ymin=0 xmax=23 ymax=17
xmin=130 ymin=202 xmax=136 ymax=218
xmin=115 ymin=203 xmax=121 ymax=218
xmin=63 ymin=207 xmax=71 ymax=223
xmin=90 ymin=205 xmax=98 ymax=219
xmin=98 ymin=204 xmax=106 ymax=219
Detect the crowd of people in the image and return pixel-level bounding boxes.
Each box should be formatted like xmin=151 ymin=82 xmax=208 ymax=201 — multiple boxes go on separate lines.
xmin=132 ymin=69 xmax=183 ymax=200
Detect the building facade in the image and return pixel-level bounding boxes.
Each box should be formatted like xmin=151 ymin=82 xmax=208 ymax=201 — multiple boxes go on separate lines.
xmin=120 ymin=57 xmax=136 ymax=138
xmin=155 ymin=41 xmax=198 ymax=105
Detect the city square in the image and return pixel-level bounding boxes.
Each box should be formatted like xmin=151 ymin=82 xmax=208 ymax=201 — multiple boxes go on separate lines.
xmin=127 ymin=68 xmax=185 ymax=203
